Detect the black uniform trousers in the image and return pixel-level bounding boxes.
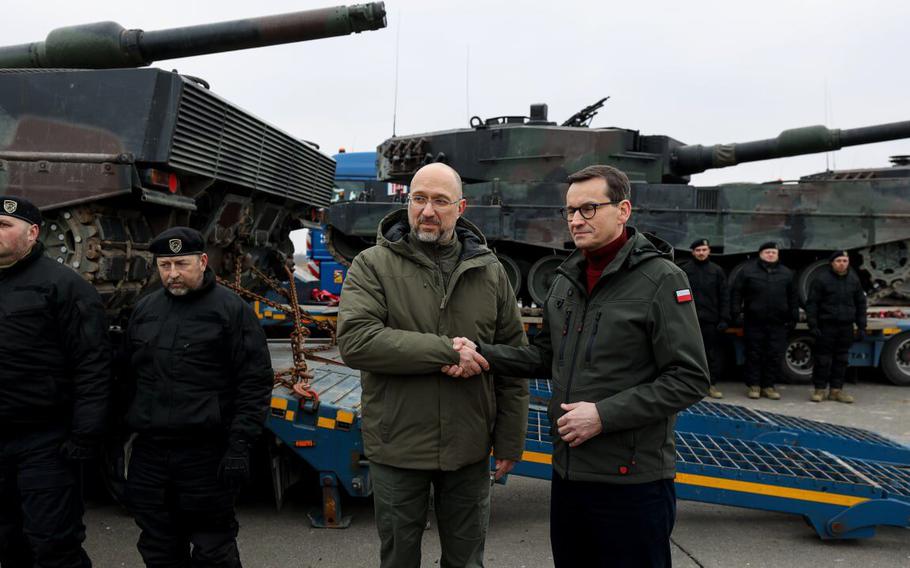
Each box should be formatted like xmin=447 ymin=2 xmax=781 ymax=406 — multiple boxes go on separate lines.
xmin=0 ymin=427 xmax=91 ymax=568
xmin=125 ymin=436 xmax=240 ymax=568
xmin=699 ymin=321 xmax=722 ymax=385
xmin=743 ymin=320 xmax=789 ymax=388
xmin=813 ymin=323 xmax=854 ymax=390
xmin=550 ymin=474 xmax=676 ymax=568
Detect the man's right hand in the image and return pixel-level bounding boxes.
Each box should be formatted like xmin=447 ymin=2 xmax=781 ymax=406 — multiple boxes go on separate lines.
xmin=441 ymin=337 xmax=489 ymax=378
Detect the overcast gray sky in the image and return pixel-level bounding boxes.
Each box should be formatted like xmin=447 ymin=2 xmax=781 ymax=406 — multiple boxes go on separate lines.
xmin=4 ymin=0 xmax=909 ymax=185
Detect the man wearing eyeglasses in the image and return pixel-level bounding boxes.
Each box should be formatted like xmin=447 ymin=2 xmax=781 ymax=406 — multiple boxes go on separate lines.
xmin=337 ymin=162 xmax=528 ymax=568
xmin=458 ymin=165 xmax=708 ymax=567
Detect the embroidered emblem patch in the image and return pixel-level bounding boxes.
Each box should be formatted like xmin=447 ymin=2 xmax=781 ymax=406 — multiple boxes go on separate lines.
xmin=168 ymin=238 xmax=183 ymax=254
xmin=2 ymin=200 xmax=16 ymax=214
xmin=676 ymin=289 xmax=693 ymax=303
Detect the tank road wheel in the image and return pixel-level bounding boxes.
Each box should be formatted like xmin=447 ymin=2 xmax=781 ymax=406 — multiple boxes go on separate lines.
xmin=880 ymin=331 xmax=910 ymax=386
xmin=796 ymin=259 xmax=830 ymax=306
xmin=726 ymin=260 xmax=750 ymax=289
xmin=858 ymin=240 xmax=910 ymax=301
xmin=40 ymin=207 xmax=154 ymax=310
xmin=495 ymin=253 xmax=523 ymax=296
xmin=782 ymin=333 xmax=814 ymax=384
xmin=528 ymin=254 xmax=566 ymax=306
xmin=323 ymin=225 xmax=372 ymax=266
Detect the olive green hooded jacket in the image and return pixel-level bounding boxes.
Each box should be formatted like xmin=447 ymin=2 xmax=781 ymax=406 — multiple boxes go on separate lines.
xmin=337 ymin=209 xmax=529 ymax=471
xmin=481 ymin=228 xmax=709 ymax=484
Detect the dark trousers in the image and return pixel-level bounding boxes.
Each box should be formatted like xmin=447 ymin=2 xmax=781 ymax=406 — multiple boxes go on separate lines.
xmin=699 ymin=321 xmax=722 ymax=385
xmin=0 ymin=428 xmax=91 ymax=568
xmin=125 ymin=436 xmax=240 ymax=568
xmin=813 ymin=322 xmax=854 ymax=389
xmin=550 ymin=474 xmax=676 ymax=568
xmin=370 ymin=459 xmax=490 ymax=568
xmin=743 ymin=320 xmax=789 ymax=388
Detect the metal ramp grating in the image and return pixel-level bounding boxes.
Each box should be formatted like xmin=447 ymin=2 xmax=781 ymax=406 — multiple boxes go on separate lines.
xmin=675 ymin=432 xmax=910 ymax=502
xmin=529 ymin=378 xmax=552 ymax=402
xmin=842 ymin=457 xmax=910 ymax=499
xmin=689 ymin=401 xmax=906 ymax=449
xmin=526 ymin=408 xmax=552 ymax=444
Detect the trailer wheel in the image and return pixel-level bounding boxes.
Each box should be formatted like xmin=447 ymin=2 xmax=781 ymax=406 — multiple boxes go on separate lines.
xmin=782 ymin=333 xmax=814 ymax=384
xmin=880 ymin=331 xmax=910 ymax=386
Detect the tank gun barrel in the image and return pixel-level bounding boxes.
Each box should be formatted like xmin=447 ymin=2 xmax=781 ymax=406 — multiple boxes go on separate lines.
xmin=671 ymin=120 xmax=910 ymax=176
xmin=0 ymin=2 xmax=386 ymax=69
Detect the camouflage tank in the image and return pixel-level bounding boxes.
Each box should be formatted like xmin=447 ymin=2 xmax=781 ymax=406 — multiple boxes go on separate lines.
xmin=325 ymin=99 xmax=910 ymax=305
xmin=0 ymin=3 xmax=386 ymax=317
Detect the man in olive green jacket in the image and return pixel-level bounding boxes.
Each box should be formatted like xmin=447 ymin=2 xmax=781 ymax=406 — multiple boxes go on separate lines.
xmin=337 ymin=163 xmax=528 ymax=568
xmin=457 ymin=165 xmax=708 ymax=567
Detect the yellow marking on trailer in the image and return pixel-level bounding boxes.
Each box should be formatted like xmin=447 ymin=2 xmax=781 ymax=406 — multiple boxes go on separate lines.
xmin=271 ymin=313 xmax=286 ymax=320
xmin=336 ymin=410 xmax=354 ymax=424
xmin=285 ymin=410 xmax=295 ymax=421
xmin=882 ymin=327 xmax=902 ymax=335
xmin=515 ymin=452 xmax=867 ymax=507
xmin=317 ymin=417 xmax=336 ymax=430
xmin=675 ymin=473 xmax=869 ymax=507
xmin=270 ymin=397 xmax=288 ymax=410
xmin=521 ymin=451 xmax=553 ymax=465
xmin=254 ymin=301 xmax=263 ymax=319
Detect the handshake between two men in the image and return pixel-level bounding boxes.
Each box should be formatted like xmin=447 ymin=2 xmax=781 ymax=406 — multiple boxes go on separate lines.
xmin=440 ymin=337 xmax=605 ymax=453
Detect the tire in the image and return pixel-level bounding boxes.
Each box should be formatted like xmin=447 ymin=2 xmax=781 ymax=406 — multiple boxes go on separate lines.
xmin=782 ymin=333 xmax=814 ymax=384
xmin=880 ymin=330 xmax=910 ymax=386
xmin=796 ymin=259 xmax=829 ymax=306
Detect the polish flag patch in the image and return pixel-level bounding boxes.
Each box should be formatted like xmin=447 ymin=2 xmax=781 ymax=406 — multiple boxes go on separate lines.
xmin=676 ymin=289 xmax=693 ymax=303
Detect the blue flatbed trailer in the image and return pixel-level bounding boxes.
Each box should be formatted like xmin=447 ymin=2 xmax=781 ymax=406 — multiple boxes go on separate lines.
xmin=264 ymin=344 xmax=910 ymax=539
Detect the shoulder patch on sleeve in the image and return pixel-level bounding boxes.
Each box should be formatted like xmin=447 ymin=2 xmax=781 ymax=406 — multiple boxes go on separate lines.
xmin=675 ymin=288 xmax=693 ymax=303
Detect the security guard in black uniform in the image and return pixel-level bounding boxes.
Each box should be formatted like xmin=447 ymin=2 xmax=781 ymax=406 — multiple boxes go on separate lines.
xmin=731 ymin=241 xmax=799 ymax=400
xmin=805 ymin=251 xmax=866 ymax=403
xmin=0 ymin=196 xmax=111 ymax=567
xmin=123 ymin=227 xmax=272 ymax=568
xmin=682 ymin=238 xmax=730 ymax=399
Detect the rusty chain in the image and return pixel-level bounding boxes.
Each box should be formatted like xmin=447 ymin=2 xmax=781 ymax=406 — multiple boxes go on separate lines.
xmin=216 ymin=254 xmax=337 ymax=404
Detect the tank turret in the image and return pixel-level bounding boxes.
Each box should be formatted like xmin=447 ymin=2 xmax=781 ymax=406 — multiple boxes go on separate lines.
xmin=0 ymin=3 xmax=386 ymax=69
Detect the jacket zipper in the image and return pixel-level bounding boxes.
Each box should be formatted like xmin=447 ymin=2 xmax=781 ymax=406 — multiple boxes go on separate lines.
xmin=584 ymin=311 xmax=602 ymax=364
xmin=562 ymin=291 xmax=588 ymax=479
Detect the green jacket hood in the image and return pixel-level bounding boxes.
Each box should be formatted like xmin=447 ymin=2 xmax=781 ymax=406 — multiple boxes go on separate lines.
xmin=375 ymin=208 xmax=492 ymax=266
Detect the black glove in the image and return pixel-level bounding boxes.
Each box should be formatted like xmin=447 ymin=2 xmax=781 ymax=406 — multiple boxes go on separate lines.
xmin=218 ymin=439 xmax=251 ymax=490
xmin=60 ymin=436 xmax=98 ymax=461
xmin=810 ymin=327 xmax=822 ymax=338
xmin=716 ymin=321 xmax=729 ymax=332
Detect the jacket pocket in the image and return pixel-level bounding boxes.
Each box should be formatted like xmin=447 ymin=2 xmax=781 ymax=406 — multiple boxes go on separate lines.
xmin=557 ymin=307 xmax=574 ymax=366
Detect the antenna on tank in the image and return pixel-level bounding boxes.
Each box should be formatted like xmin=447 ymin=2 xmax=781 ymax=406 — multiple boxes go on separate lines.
xmin=391 ymin=10 xmax=402 ymax=136
xmin=465 ymin=44 xmax=471 ymax=123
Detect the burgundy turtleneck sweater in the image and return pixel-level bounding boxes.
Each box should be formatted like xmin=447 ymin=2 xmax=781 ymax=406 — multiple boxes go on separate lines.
xmin=582 ymin=228 xmax=628 ymax=294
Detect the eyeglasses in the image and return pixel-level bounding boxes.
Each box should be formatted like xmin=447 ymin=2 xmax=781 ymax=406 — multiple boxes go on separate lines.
xmin=558 ymin=201 xmax=618 ymax=221
xmin=408 ymin=195 xmax=463 ymax=209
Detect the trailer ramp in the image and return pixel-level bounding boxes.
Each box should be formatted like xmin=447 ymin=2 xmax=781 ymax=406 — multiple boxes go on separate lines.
xmin=511 ymin=408 xmax=910 ymax=539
